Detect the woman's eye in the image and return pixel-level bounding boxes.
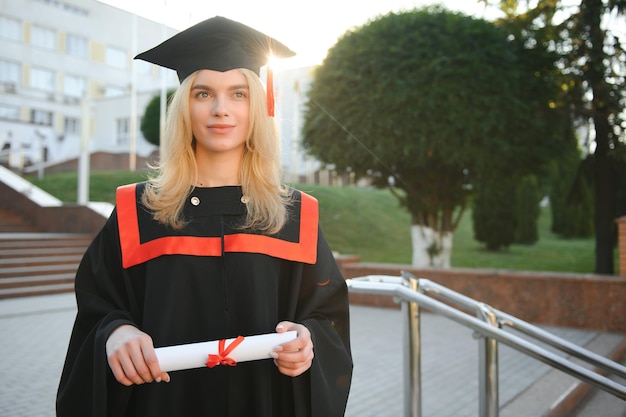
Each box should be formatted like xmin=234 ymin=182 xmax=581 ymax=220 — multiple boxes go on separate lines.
xmin=234 ymin=91 xmax=247 ymax=99
xmin=194 ymin=91 xmax=211 ymax=99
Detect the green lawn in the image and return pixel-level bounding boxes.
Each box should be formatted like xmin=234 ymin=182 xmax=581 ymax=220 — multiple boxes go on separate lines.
xmin=298 ymin=184 xmax=598 ymax=273
xmin=29 ymin=169 xmax=152 ymax=203
xmin=29 ymin=170 xmax=602 ymax=274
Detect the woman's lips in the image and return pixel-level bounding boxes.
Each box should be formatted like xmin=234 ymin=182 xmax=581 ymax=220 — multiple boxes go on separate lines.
xmin=208 ymin=124 xmax=235 ymax=134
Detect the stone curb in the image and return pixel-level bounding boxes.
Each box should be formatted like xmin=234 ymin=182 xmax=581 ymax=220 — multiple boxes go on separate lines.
xmin=546 ymin=337 xmax=626 ymax=417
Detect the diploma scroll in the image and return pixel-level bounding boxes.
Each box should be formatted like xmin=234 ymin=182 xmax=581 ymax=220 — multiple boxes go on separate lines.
xmin=155 ymin=331 xmax=297 ymax=372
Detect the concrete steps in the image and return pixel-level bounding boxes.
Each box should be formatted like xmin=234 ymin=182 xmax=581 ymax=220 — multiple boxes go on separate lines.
xmin=499 ymin=333 xmax=626 ymax=417
xmin=0 ymin=233 xmax=91 ymax=299
xmin=570 ymin=356 xmax=626 ymax=417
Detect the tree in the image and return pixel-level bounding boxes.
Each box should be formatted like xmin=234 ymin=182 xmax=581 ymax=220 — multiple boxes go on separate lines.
xmin=140 ymin=89 xmax=176 ymax=147
xmin=548 ymin=123 xmax=594 ymax=238
xmin=514 ymin=175 xmax=542 ymax=244
xmin=302 ymin=7 xmax=562 ymax=267
xmin=472 ymin=176 xmax=518 ymax=250
xmin=482 ymin=0 xmax=626 ymax=273
xmin=472 ymin=173 xmax=542 ymax=250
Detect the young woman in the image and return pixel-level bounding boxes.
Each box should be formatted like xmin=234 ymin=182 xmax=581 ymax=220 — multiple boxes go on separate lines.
xmin=57 ymin=16 xmax=352 ymax=417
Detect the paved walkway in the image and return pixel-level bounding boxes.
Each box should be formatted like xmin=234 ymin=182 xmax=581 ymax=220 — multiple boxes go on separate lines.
xmin=0 ymin=293 xmax=623 ymax=416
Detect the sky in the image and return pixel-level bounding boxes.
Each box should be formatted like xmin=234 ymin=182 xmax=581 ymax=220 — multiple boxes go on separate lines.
xmin=99 ymin=0 xmax=500 ymax=68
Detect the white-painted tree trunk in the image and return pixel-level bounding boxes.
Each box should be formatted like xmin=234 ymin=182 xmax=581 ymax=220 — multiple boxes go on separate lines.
xmin=410 ymin=224 xmax=453 ymax=268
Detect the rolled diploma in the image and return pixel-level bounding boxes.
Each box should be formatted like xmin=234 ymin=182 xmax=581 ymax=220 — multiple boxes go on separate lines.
xmin=155 ymin=331 xmax=297 ymax=372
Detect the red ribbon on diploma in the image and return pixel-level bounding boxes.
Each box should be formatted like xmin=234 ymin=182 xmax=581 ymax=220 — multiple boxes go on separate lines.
xmin=205 ymin=336 xmax=245 ymax=368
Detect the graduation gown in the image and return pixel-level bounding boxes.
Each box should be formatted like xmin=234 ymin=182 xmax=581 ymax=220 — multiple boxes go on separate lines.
xmin=56 ymin=183 xmax=352 ymax=417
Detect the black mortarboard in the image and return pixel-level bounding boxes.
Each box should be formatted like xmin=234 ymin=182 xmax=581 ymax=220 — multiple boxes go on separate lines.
xmin=134 ymin=16 xmax=295 ymax=82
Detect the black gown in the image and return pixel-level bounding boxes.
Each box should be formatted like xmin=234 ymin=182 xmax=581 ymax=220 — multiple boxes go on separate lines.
xmin=56 ymin=183 xmax=352 ymax=417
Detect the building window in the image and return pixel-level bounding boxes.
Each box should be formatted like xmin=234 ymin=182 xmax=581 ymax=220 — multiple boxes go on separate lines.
xmin=65 ymin=34 xmax=88 ymax=58
xmin=31 ymin=25 xmax=56 ymax=50
xmin=64 ymin=116 xmax=80 ymax=135
xmin=34 ymin=0 xmax=89 ymax=17
xmin=0 ymin=104 xmax=19 ymax=121
xmin=30 ymin=109 xmax=53 ymax=126
xmin=106 ymin=46 xmax=127 ymax=69
xmin=0 ymin=59 xmax=20 ymax=84
xmin=0 ymin=15 xmax=21 ymax=41
xmin=103 ymin=85 xmax=126 ymax=98
xmin=116 ymin=118 xmax=130 ymax=145
xmin=63 ymin=74 xmax=85 ymax=98
xmin=30 ymin=67 xmax=55 ymax=92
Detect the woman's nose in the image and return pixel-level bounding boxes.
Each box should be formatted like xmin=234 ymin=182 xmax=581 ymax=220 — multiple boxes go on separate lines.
xmin=212 ymin=95 xmax=228 ymax=116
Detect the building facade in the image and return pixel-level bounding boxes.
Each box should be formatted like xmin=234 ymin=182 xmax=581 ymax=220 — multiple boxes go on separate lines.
xmin=0 ymin=0 xmax=178 ymax=171
xmin=0 ymin=0 xmax=321 ymax=181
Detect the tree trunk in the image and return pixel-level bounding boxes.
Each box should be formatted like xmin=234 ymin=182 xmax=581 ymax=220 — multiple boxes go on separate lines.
xmin=410 ymin=224 xmax=452 ymax=268
xmin=584 ymin=0 xmax=616 ymax=274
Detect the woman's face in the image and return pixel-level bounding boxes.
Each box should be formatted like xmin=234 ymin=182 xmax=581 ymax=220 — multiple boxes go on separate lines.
xmin=189 ymin=69 xmax=250 ymax=159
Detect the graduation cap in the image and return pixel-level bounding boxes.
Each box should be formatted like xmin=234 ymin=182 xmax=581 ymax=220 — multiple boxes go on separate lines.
xmin=135 ymin=16 xmax=295 ymax=116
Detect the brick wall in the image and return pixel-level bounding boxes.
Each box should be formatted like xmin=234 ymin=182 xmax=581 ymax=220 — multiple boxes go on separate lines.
xmin=0 ymin=181 xmax=105 ymax=235
xmin=337 ymin=259 xmax=626 ymax=333
xmin=2 ymin=151 xmax=155 ymax=233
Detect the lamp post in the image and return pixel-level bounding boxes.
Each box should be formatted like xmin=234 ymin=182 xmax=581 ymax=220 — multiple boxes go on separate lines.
xmin=77 ymin=92 xmax=91 ymax=205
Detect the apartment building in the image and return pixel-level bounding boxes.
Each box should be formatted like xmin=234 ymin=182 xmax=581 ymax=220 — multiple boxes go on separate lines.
xmin=0 ymin=0 xmax=321 ymax=181
xmin=0 ymin=0 xmax=178 ymax=171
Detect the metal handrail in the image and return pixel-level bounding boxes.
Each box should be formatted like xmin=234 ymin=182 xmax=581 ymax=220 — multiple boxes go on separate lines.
xmin=346 ymin=273 xmax=626 ymax=417
xmin=415 ymin=274 xmax=626 ymax=379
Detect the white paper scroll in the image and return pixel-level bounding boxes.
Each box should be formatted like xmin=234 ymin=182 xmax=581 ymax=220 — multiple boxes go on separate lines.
xmin=155 ymin=331 xmax=297 ymax=372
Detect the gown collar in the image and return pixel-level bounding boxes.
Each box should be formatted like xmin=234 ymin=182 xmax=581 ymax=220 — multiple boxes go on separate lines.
xmin=183 ymin=186 xmax=247 ymax=217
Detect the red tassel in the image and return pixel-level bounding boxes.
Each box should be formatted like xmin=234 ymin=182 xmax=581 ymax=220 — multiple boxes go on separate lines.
xmin=267 ymin=66 xmax=275 ymax=117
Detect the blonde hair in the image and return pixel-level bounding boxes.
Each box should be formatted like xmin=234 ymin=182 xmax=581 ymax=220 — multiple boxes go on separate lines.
xmin=142 ymin=68 xmax=290 ymax=234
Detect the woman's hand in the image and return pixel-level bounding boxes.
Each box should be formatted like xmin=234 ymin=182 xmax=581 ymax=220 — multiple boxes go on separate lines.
xmin=106 ymin=324 xmax=170 ymax=386
xmin=271 ymin=321 xmax=314 ymax=377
